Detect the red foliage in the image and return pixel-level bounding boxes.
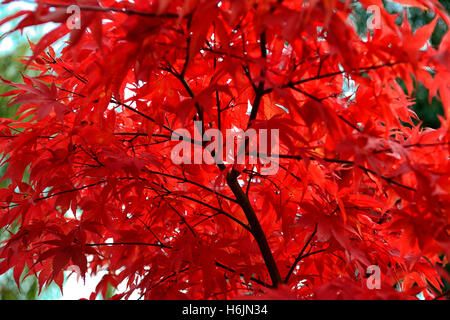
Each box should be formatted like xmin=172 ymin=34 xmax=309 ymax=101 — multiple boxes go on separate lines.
xmin=0 ymin=0 xmax=449 ymax=300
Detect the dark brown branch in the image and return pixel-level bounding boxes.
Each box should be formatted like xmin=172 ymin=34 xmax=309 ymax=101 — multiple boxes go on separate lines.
xmin=247 ymin=31 xmax=268 ymax=129
xmin=0 ymin=135 xmax=55 ymax=139
xmin=284 ymin=225 xmax=317 ymax=283
xmin=140 ymin=267 xmax=191 ymax=299
xmin=144 ymin=169 xmax=237 ymax=203
xmin=278 ymin=154 xmax=417 ymax=192
xmin=86 ymin=242 xmax=171 ymax=249
xmin=61 ymin=86 xmax=193 ymax=145
xmin=433 ymin=289 xmax=450 ymax=300
xmin=373 ymin=142 xmax=450 ymax=154
xmin=262 ymin=62 xmax=403 ymax=95
xmin=180 ymin=15 xmax=192 ymax=78
xmin=337 ymin=115 xmax=361 ymax=132
xmin=152 ymin=188 xmax=197 ymax=236
xmin=162 ymin=63 xmax=206 ymax=138
xmin=226 ymin=168 xmax=282 ymax=287
xmin=42 ymin=2 xmax=181 ymax=19
xmin=144 ymin=184 xmax=251 ymax=232
xmin=167 ymin=201 xmax=197 ymax=237
xmin=177 ymin=194 xmax=251 ymax=232
xmin=215 ymin=261 xmax=271 ymax=288
xmin=130 ymin=214 xmax=165 ymax=246
xmin=34 ymin=181 xmax=106 ymax=202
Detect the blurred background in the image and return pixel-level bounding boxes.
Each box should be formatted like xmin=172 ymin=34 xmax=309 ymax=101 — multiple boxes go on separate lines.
xmin=0 ymin=0 xmax=448 ymax=299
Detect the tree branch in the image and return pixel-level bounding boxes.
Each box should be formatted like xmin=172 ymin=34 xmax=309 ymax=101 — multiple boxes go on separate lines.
xmin=42 ymin=2 xmax=182 ymax=19
xmin=215 ymin=260 xmax=271 ymax=288
xmin=226 ymin=168 xmax=282 ymax=287
xmin=284 ymin=225 xmax=317 ymax=283
xmin=247 ymin=31 xmax=268 ymax=129
xmin=86 ymin=242 xmax=171 ymax=249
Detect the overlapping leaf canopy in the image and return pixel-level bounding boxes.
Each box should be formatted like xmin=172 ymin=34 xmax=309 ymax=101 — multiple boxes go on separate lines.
xmin=0 ymin=0 xmax=449 ymax=299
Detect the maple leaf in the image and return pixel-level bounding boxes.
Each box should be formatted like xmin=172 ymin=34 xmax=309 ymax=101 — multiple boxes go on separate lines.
xmin=0 ymin=75 xmax=68 ymax=120
xmin=0 ymin=0 xmax=449 ymax=300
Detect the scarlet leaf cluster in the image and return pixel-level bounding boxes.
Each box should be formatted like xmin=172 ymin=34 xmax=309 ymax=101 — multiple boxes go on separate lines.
xmin=0 ymin=0 xmax=449 ymax=299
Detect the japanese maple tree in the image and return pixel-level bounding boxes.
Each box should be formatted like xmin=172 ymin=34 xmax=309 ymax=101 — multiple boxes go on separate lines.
xmin=0 ymin=0 xmax=450 ymax=300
